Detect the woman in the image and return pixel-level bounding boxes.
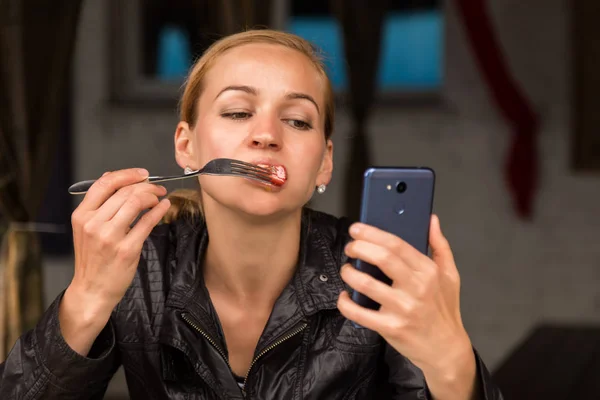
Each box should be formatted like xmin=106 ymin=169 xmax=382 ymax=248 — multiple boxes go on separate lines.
xmin=0 ymin=30 xmax=502 ymax=399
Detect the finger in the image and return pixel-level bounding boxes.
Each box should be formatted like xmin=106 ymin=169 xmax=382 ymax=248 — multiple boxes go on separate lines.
xmin=337 ymin=291 xmax=388 ymax=332
xmin=122 ymin=198 xmax=171 ymax=250
xmin=349 ymin=222 xmax=423 ymax=261
xmin=109 ymin=191 xmax=164 ymax=232
xmin=78 ymin=168 xmax=149 ymax=212
xmin=340 ymin=264 xmax=413 ymax=310
xmin=345 ymin=240 xmax=411 ymax=282
xmin=93 ymin=183 xmax=167 ymax=222
xmin=429 ymin=215 xmax=455 ymax=270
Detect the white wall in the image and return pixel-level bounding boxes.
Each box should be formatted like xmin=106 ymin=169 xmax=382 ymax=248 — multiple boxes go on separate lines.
xmin=44 ymin=0 xmax=599 ymax=396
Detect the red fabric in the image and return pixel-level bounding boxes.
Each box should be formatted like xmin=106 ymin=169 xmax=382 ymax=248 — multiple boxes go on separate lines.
xmin=455 ymin=0 xmax=539 ymax=219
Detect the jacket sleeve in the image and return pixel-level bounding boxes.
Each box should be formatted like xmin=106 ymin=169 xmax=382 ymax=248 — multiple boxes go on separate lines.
xmin=384 ymin=345 xmax=504 ymax=400
xmin=470 ymin=348 xmax=504 ymax=400
xmin=0 ymin=291 xmax=121 ymax=400
xmin=382 ymin=344 xmax=430 ymax=399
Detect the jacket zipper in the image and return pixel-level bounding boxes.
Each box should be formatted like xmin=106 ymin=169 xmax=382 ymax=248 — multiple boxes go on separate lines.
xmin=242 ymin=322 xmax=308 ymax=392
xmin=182 ymin=312 xmax=307 ymax=398
xmin=181 ymin=312 xmax=231 ymax=369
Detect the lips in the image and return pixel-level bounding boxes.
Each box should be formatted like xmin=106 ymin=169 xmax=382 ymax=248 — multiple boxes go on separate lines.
xmin=257 ymin=164 xmax=287 ymax=186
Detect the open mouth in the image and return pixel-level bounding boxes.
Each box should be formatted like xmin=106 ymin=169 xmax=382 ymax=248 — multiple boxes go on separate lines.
xmin=256 ymin=164 xmax=287 ymax=187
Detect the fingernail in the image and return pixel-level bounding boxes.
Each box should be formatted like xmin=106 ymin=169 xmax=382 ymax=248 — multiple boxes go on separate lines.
xmin=102 ymin=171 xmax=110 ymax=177
xmin=349 ymin=224 xmax=360 ymax=235
xmin=137 ymin=168 xmax=149 ymax=177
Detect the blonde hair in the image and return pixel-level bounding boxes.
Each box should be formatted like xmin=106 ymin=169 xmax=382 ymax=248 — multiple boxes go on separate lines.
xmin=163 ymin=29 xmax=335 ymax=224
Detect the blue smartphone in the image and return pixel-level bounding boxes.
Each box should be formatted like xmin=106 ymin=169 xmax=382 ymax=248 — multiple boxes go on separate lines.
xmin=350 ymin=167 xmax=436 ymax=311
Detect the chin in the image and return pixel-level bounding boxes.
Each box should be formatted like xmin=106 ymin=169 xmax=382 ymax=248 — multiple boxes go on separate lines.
xmin=201 ymin=176 xmax=309 ymax=219
xmin=234 ymin=192 xmax=296 ymax=218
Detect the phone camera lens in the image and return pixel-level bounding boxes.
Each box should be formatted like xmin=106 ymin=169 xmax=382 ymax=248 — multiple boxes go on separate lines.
xmin=396 ymin=181 xmax=407 ymax=193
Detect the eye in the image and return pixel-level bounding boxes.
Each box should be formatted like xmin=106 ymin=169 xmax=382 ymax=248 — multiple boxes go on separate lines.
xmin=284 ymin=119 xmax=312 ymax=131
xmin=222 ymin=112 xmax=252 ymax=120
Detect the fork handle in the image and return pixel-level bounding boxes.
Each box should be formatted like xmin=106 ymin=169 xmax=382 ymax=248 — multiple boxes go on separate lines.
xmin=68 ymin=174 xmax=199 ymax=195
xmin=68 ymin=179 xmax=98 ymax=195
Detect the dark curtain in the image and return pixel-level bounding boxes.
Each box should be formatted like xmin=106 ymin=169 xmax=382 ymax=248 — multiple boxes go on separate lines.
xmin=0 ymin=0 xmax=83 ymax=360
xmin=330 ymin=0 xmax=389 ymax=221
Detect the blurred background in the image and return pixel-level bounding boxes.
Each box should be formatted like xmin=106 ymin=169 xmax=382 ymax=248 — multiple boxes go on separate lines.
xmin=1 ymin=0 xmax=599 ymax=399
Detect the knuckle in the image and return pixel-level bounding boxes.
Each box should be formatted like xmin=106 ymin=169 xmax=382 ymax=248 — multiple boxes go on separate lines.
xmin=355 ymin=275 xmax=375 ymax=293
xmin=389 ymin=240 xmax=404 ymax=255
xmin=71 ymin=210 xmax=84 ymax=227
xmin=400 ymin=298 xmax=418 ymax=316
xmin=82 ymin=221 xmax=96 ymax=237
xmin=384 ymin=318 xmax=406 ymax=334
xmin=95 ymin=175 xmax=114 ymax=190
xmin=97 ymin=229 xmax=115 ymax=247
xmin=379 ymin=250 xmax=396 ymax=267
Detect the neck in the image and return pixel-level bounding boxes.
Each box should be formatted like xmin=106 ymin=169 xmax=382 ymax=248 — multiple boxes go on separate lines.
xmin=202 ymin=200 xmax=302 ymax=307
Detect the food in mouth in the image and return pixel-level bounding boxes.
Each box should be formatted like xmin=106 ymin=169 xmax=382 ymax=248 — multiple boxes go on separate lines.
xmin=257 ymin=164 xmax=286 ymax=186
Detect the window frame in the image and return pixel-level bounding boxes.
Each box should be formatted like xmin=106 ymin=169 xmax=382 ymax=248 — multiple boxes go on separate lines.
xmin=108 ymin=0 xmax=445 ymax=106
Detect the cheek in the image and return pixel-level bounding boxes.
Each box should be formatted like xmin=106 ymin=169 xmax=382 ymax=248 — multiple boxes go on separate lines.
xmin=289 ymin=141 xmax=325 ymax=178
xmin=194 ymin=128 xmax=237 ymax=162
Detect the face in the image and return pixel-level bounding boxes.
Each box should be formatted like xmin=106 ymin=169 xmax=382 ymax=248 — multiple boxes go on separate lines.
xmin=174 ymin=43 xmax=333 ymax=218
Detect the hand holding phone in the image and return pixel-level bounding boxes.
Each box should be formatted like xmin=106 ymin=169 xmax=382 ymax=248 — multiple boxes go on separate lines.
xmin=350 ymin=167 xmax=435 ymax=310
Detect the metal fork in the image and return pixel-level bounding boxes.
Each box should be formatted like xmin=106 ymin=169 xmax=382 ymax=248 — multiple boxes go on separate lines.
xmin=68 ymin=158 xmax=274 ymax=195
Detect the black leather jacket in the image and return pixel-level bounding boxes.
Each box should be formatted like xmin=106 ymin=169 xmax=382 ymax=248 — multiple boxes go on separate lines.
xmin=0 ymin=209 xmax=503 ymax=399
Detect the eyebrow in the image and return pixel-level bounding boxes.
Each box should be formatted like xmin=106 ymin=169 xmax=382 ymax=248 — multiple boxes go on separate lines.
xmin=215 ymin=85 xmax=320 ymax=114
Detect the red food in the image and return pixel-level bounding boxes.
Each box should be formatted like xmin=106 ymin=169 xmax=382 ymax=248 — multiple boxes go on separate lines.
xmin=258 ymin=164 xmax=286 ymax=186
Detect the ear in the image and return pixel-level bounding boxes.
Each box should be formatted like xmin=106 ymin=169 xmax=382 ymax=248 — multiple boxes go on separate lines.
xmin=174 ymin=121 xmax=197 ymax=170
xmin=317 ymin=139 xmax=334 ymax=186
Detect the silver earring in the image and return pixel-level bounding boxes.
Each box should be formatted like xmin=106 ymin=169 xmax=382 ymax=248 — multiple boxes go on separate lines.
xmin=317 ymin=184 xmax=326 ymax=194
xmin=184 ymin=166 xmax=193 ymax=175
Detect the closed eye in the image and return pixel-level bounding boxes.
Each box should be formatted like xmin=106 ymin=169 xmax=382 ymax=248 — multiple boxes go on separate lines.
xmin=221 ymin=112 xmax=252 ymax=120
xmin=284 ymin=119 xmax=312 ymax=131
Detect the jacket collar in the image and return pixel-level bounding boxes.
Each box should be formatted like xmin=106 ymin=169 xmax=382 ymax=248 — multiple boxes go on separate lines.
xmin=164 ymin=208 xmax=348 ymax=329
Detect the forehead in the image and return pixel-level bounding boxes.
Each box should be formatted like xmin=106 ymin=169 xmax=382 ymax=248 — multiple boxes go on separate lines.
xmin=204 ymin=43 xmax=324 ymax=98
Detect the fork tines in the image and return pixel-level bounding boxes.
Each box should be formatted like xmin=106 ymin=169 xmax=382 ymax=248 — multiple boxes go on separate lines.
xmin=228 ymin=160 xmax=273 ymax=183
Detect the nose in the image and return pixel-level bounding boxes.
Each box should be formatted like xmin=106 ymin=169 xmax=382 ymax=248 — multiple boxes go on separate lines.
xmin=246 ymin=115 xmax=282 ymax=150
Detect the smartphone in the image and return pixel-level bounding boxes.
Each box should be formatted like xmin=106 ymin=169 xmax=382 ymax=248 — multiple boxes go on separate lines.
xmin=350 ymin=167 xmax=436 ymax=311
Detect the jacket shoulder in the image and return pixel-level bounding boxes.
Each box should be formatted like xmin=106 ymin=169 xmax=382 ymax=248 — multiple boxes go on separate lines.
xmin=304 ymin=208 xmax=353 ymax=256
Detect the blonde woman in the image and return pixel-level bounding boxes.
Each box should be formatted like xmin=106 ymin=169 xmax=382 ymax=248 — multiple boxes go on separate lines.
xmin=0 ymin=30 xmax=502 ymax=400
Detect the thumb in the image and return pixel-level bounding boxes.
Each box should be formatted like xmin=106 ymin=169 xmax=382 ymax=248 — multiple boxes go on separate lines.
xmin=429 ymin=214 xmax=455 ymax=270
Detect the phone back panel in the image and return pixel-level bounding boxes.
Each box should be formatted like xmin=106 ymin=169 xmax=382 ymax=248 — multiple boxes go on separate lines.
xmin=352 ymin=167 xmax=435 ymax=310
